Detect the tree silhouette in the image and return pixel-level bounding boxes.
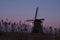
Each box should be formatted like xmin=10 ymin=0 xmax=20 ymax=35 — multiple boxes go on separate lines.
xmin=49 ymin=26 xmax=53 ymax=35
xmin=43 ymin=27 xmax=48 ymax=34
xmin=4 ymin=21 xmax=8 ymax=32
xmin=58 ymin=29 xmax=60 ymax=35
xmin=54 ymin=28 xmax=57 ymax=35
xmin=24 ymin=25 xmax=28 ymax=33
xmin=0 ymin=22 xmax=2 ymax=32
xmin=11 ymin=23 xmax=15 ymax=32
xmin=1 ymin=20 xmax=3 ymax=23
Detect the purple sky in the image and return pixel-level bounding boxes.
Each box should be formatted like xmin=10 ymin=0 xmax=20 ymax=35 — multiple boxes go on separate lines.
xmin=0 ymin=0 xmax=60 ymax=28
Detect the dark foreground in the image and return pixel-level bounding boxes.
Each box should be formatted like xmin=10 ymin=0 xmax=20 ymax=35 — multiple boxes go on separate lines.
xmin=0 ymin=32 xmax=60 ymax=40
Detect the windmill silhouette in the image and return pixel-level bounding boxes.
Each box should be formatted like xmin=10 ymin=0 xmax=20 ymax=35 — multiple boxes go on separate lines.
xmin=25 ymin=7 xmax=44 ymax=34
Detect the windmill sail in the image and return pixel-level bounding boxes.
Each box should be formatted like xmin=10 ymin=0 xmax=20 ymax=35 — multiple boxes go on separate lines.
xmin=35 ymin=7 xmax=38 ymax=20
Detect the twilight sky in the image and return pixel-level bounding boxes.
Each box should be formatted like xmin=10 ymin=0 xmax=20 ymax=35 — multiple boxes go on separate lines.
xmin=0 ymin=0 xmax=60 ymax=28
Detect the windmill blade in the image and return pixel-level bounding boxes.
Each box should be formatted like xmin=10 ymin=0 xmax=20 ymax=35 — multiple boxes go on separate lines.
xmin=40 ymin=19 xmax=45 ymax=20
xmin=25 ymin=20 xmax=34 ymax=22
xmin=35 ymin=7 xmax=39 ymax=20
xmin=24 ymin=20 xmax=34 ymax=23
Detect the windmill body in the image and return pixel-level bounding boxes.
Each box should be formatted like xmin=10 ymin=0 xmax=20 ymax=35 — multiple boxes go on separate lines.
xmin=32 ymin=19 xmax=43 ymax=34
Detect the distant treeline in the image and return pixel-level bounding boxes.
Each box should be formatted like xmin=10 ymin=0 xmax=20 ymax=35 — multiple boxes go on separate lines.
xmin=0 ymin=19 xmax=60 ymax=35
xmin=0 ymin=19 xmax=32 ymax=33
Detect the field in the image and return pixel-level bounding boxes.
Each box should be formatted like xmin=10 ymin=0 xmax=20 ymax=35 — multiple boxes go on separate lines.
xmin=0 ymin=32 xmax=60 ymax=40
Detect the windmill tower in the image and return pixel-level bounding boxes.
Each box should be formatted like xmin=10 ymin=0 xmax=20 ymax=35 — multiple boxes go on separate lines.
xmin=25 ymin=7 xmax=44 ymax=34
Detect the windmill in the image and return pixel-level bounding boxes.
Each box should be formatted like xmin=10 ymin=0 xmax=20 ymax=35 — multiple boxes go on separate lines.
xmin=25 ymin=7 xmax=44 ymax=34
